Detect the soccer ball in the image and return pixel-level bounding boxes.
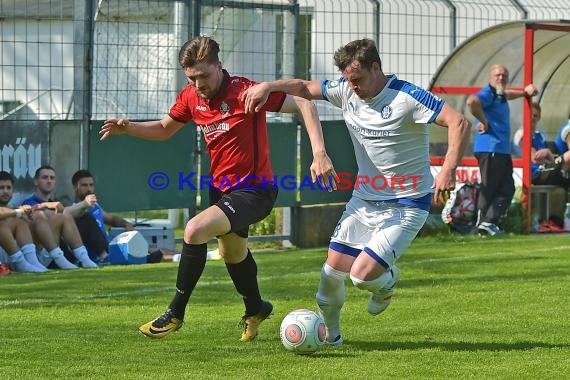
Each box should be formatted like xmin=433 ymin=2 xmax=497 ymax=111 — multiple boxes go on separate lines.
xmin=279 ymin=309 xmax=326 ymax=355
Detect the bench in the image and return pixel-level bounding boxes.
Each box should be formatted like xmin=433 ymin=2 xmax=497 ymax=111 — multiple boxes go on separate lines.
xmin=530 ymin=185 xmax=568 ymax=221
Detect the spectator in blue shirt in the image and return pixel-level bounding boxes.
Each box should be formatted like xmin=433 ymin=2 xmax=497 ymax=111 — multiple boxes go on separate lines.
xmin=467 ymin=64 xmax=538 ymax=236
xmin=552 ymin=116 xmax=570 ymax=172
xmin=21 ymin=165 xmax=98 ymax=268
xmin=64 ymin=170 xmax=162 ymax=264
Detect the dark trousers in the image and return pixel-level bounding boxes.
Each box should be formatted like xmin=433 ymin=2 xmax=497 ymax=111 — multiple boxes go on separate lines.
xmin=74 ymin=212 xmax=110 ymax=261
xmin=59 ymin=212 xmax=108 ymax=263
xmin=475 ymin=152 xmax=515 ymax=225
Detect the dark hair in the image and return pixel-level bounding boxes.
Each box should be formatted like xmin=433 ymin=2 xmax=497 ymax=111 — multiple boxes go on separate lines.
xmin=72 ymin=169 xmax=93 ymax=186
xmin=333 ymin=38 xmax=382 ymax=72
xmin=178 ymin=36 xmax=220 ymax=68
xmin=34 ymin=165 xmax=55 ymax=179
xmin=0 ymin=171 xmax=14 ymax=183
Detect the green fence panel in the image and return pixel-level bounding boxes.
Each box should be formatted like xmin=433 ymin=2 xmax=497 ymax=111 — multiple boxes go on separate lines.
xmin=89 ymin=121 xmax=196 ymax=212
xmin=299 ymin=120 xmax=356 ymax=205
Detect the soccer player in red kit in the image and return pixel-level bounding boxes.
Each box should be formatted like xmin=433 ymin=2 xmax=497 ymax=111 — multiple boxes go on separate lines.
xmin=100 ymin=36 xmax=337 ymax=342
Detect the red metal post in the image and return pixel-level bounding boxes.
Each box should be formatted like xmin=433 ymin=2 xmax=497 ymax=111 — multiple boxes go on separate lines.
xmin=522 ymin=25 xmax=535 ymax=233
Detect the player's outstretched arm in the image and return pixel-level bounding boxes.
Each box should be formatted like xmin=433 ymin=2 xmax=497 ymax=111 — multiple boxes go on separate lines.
xmin=279 ymin=94 xmax=337 ymax=191
xmin=100 ymin=116 xmax=184 ymax=141
xmin=433 ymin=103 xmax=472 ymax=204
xmin=241 ymin=79 xmax=323 ymax=113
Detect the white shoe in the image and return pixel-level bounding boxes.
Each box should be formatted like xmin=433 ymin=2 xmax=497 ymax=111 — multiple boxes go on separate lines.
xmin=368 ymin=266 xmax=400 ymax=315
xmin=477 ymin=222 xmax=504 ymax=236
xmin=325 ymin=334 xmax=343 ymax=346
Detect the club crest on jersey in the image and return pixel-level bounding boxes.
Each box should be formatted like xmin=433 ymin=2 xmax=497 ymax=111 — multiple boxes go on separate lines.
xmin=327 ymin=80 xmax=339 ymax=88
xmin=380 ymin=105 xmax=393 ymax=119
xmin=219 ymin=102 xmax=230 ymax=114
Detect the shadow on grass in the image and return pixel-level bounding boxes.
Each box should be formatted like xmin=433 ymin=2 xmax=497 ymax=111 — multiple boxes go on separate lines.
xmin=340 ymin=339 xmax=570 ymax=353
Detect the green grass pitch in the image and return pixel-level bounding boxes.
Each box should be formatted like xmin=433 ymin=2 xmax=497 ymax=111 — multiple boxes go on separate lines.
xmin=2 ymin=234 xmax=570 ymax=379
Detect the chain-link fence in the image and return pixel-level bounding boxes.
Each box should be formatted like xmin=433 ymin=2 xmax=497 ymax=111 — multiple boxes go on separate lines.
xmin=2 ymin=0 xmax=570 ymax=122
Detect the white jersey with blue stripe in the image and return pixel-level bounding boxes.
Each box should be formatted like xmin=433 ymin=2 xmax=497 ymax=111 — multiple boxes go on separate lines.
xmin=321 ymin=74 xmax=444 ymax=201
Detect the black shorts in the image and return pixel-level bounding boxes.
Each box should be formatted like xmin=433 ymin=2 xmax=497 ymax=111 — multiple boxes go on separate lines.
xmin=210 ymin=185 xmax=278 ymax=238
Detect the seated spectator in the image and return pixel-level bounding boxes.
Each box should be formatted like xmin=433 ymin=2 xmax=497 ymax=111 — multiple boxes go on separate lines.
xmin=512 ymin=103 xmax=570 ymax=189
xmin=1 ymin=171 xmax=73 ymax=271
xmin=512 ymin=102 xmax=548 ymax=158
xmin=65 ymin=169 xmax=163 ymax=264
xmin=552 ymin=115 xmax=570 ymax=173
xmin=0 ymin=204 xmax=47 ymax=272
xmin=20 ymin=166 xmax=98 ymax=268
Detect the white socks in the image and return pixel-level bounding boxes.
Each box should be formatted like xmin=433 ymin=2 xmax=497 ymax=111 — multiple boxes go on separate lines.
xmin=20 ymin=243 xmax=48 ymax=272
xmin=316 ymin=263 xmax=346 ymax=341
xmin=8 ymin=251 xmax=46 ymax=273
xmin=72 ymin=246 xmax=98 ymax=268
xmin=15 ymin=246 xmax=99 ymax=271
xmin=48 ymin=248 xmax=78 ymax=270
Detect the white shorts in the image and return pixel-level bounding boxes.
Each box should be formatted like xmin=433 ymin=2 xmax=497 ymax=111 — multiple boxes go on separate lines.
xmin=329 ymin=196 xmax=428 ymax=269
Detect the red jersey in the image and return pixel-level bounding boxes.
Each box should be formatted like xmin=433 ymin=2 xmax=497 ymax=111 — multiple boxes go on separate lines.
xmin=168 ymin=70 xmax=286 ymax=191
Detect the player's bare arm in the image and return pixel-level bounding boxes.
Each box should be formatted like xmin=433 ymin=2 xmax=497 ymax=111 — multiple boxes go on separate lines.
xmin=0 ymin=205 xmax=32 ymax=220
xmin=279 ymin=94 xmax=338 ymax=191
xmin=33 ymin=201 xmax=64 ymax=213
xmin=241 ymin=79 xmax=323 ymax=113
xmin=433 ymin=103 xmax=472 ymax=204
xmin=466 ymin=95 xmax=488 ymax=134
xmin=103 ymin=210 xmax=134 ymax=230
xmin=64 ymin=193 xmax=97 ymax=217
xmin=100 ymin=116 xmax=184 ymax=141
xmin=505 ymin=84 xmax=538 ymax=100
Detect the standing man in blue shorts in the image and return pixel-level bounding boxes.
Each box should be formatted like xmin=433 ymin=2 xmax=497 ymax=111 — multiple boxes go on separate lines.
xmin=467 ymin=64 xmax=538 ymax=236
xmin=100 ymin=36 xmax=337 ymax=342
xmin=242 ymin=38 xmax=471 ymax=345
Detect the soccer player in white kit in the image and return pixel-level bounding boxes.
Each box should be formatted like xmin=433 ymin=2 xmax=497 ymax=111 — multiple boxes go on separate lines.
xmin=242 ymin=39 xmax=471 ymax=345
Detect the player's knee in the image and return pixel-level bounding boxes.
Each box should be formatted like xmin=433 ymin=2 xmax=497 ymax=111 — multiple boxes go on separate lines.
xmin=350 ymin=270 xmax=391 ymax=291
xmin=183 ymin=221 xmax=207 ymax=243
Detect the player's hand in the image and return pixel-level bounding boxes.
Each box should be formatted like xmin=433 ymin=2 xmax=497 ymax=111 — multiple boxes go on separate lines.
xmin=241 ymin=83 xmax=271 ymax=113
xmin=100 ymin=118 xmax=130 ymax=141
xmin=524 ymin=84 xmax=539 ymax=98
xmin=20 ymin=205 xmax=33 ymax=218
xmin=533 ymin=148 xmax=553 ymax=164
xmin=84 ymin=194 xmax=97 ymax=207
xmin=310 ymin=151 xmax=338 ymax=192
xmin=432 ymin=168 xmax=456 ymax=206
xmin=475 ymin=121 xmax=488 ymax=134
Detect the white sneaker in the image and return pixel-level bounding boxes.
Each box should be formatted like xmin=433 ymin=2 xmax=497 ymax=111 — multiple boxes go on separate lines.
xmin=477 ymin=222 xmax=504 ymax=236
xmin=368 ymin=266 xmax=400 ymax=315
xmin=325 ymin=334 xmax=343 ymax=346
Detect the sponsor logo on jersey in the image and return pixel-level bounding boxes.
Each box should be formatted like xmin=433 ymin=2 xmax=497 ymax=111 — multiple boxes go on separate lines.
xmin=196 ymin=105 xmax=207 ymax=111
xmin=201 ymin=122 xmax=230 ymax=135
